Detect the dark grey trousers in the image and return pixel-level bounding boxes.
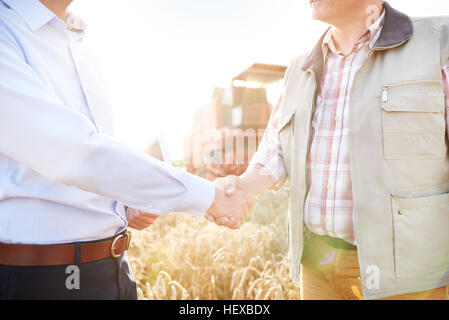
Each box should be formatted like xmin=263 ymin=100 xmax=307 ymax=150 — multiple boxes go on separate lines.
xmin=0 ymin=252 xmax=138 ymax=300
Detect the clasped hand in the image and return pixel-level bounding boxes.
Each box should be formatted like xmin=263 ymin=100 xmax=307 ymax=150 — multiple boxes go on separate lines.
xmin=204 ymin=175 xmax=255 ymax=229
xmin=127 ymin=175 xmax=255 ymax=230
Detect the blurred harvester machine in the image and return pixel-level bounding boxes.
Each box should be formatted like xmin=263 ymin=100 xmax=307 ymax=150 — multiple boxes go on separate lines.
xmin=184 ymin=63 xmax=286 ymax=180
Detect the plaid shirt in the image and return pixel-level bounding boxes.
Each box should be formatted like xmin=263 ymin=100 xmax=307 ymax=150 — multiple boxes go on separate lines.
xmin=250 ymin=12 xmax=449 ymax=245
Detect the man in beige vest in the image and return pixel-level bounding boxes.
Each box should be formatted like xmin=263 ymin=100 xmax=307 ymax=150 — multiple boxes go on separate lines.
xmin=207 ymin=0 xmax=449 ymax=299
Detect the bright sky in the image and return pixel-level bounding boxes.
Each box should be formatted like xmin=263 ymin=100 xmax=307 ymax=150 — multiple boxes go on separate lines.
xmin=69 ymin=0 xmax=449 ymax=160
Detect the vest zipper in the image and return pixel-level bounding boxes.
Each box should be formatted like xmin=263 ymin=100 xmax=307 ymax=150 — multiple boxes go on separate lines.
xmin=299 ymin=72 xmax=318 ymax=269
xmin=382 ymin=80 xmax=441 ymax=104
xmin=304 ymin=73 xmax=318 ymax=205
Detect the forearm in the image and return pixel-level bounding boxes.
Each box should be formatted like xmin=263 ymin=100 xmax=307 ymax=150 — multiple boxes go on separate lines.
xmin=240 ymin=167 xmax=276 ymax=197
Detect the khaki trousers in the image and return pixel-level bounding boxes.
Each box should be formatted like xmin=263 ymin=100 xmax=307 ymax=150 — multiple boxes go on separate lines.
xmin=300 ymin=234 xmax=449 ymax=300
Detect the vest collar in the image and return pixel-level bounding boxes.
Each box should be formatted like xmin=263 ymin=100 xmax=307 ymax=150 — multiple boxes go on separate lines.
xmin=373 ymin=1 xmax=413 ymax=49
xmin=301 ymin=1 xmax=414 ymax=74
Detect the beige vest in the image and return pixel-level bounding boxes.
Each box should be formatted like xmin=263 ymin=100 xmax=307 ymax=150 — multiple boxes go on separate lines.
xmin=280 ymin=3 xmax=449 ymax=299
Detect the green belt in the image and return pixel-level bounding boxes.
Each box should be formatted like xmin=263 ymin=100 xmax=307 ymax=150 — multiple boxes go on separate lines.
xmin=302 ymin=232 xmax=357 ymax=270
xmin=311 ymin=233 xmax=357 ymax=251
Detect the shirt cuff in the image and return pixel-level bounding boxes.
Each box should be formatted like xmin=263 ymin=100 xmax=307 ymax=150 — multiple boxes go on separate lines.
xmin=176 ymin=172 xmax=215 ymax=215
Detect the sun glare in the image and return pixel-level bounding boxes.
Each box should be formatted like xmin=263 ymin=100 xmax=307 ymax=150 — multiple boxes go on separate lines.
xmin=68 ymin=0 xmax=449 ymax=160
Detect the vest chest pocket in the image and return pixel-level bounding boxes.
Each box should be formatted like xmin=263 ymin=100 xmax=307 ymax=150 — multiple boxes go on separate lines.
xmin=380 ymin=80 xmax=447 ymax=159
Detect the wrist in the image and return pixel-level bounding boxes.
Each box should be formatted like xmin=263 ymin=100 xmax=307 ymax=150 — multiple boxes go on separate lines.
xmin=240 ymin=169 xmax=272 ymax=197
xmin=206 ymin=184 xmax=221 ymax=215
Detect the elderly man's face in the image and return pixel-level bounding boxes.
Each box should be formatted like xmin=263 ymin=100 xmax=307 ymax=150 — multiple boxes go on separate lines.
xmin=310 ymin=0 xmax=380 ymax=25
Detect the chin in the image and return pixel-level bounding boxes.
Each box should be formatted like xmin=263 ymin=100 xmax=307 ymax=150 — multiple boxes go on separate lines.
xmin=311 ymin=9 xmax=323 ymax=21
xmin=310 ymin=1 xmax=332 ymax=23
xmin=311 ymin=9 xmax=331 ymax=23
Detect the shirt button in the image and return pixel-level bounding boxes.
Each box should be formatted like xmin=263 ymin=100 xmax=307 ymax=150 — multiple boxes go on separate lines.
xmin=327 ymin=184 xmax=332 ymax=190
xmin=331 ymin=150 xmax=336 ymax=156
xmin=340 ymin=86 xmax=345 ymax=91
xmin=335 ymin=115 xmax=341 ymax=122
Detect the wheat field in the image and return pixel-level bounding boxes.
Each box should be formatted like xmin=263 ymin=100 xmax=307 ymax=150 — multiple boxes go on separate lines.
xmin=127 ymin=187 xmax=299 ymax=300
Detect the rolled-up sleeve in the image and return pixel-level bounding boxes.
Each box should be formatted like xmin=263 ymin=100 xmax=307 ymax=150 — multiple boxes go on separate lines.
xmin=248 ymin=96 xmax=288 ymax=187
xmin=0 ymin=26 xmax=214 ymax=216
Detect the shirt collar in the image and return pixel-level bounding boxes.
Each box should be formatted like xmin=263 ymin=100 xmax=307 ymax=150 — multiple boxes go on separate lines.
xmin=65 ymin=12 xmax=88 ymax=34
xmin=2 ymin=0 xmax=88 ymax=35
xmin=322 ymin=9 xmax=386 ymax=56
xmin=2 ymin=0 xmax=55 ymax=32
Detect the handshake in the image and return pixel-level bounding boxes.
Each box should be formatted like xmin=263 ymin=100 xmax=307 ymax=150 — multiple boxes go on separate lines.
xmin=204 ymin=175 xmax=255 ymax=229
xmin=127 ymin=175 xmax=256 ymax=230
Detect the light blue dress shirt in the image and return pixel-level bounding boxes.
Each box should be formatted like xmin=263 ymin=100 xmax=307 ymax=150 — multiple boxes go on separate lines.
xmin=0 ymin=0 xmax=215 ymax=244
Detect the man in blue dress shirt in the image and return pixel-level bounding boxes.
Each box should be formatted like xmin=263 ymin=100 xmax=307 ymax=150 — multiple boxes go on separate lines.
xmin=0 ymin=0 xmax=252 ymax=299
